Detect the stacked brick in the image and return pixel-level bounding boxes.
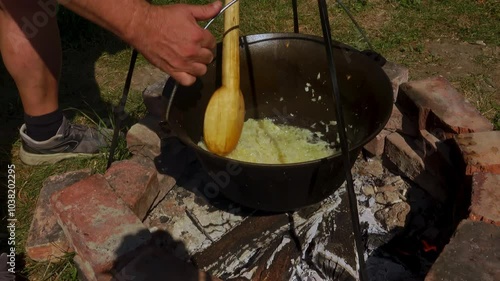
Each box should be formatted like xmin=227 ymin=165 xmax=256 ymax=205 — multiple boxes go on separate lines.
xmin=361 ymin=68 xmax=499 ymax=281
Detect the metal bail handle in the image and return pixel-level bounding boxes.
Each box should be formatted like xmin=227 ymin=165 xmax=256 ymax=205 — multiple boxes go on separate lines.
xmin=317 ymin=0 xmax=368 ymax=280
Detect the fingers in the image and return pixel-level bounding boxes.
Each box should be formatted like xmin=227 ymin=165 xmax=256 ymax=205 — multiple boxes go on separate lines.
xmin=171 ymin=72 xmax=196 ymax=86
xmin=190 ymin=1 xmax=223 ymax=21
xmin=196 ymin=47 xmax=215 ymax=65
xmin=200 ymin=28 xmax=216 ymax=50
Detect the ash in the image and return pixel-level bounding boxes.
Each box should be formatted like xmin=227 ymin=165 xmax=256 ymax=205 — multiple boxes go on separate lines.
xmin=289 ymin=156 xmax=446 ymax=281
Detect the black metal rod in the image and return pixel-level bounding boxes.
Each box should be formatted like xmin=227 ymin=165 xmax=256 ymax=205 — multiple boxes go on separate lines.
xmin=106 ymin=49 xmax=138 ymax=169
xmin=316 ymin=0 xmax=367 ymax=280
xmin=336 ymin=0 xmax=374 ymax=50
xmin=292 ymin=0 xmax=299 ymax=33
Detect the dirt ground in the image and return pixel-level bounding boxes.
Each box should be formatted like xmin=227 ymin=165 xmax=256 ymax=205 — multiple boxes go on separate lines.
xmin=417 ymin=39 xmax=498 ymax=96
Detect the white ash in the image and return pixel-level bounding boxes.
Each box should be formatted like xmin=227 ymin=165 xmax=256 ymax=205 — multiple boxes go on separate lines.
xmin=290 ymin=261 xmax=324 ymax=281
xmin=238 ymin=266 xmax=259 ymax=280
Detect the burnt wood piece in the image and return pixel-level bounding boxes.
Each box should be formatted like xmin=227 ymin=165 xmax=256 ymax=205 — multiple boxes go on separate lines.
xmin=193 ymin=213 xmax=290 ymax=279
xmin=194 ymin=188 xmax=359 ymax=280
xmin=250 ymin=236 xmax=300 ymax=281
xmin=291 ymin=190 xmax=357 ymax=280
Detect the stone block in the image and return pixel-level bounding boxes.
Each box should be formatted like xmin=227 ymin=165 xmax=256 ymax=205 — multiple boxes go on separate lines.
xmin=454 ymin=131 xmax=500 ymax=175
xmin=145 ymin=184 xmax=248 ymax=262
xmin=384 ymin=132 xmax=446 ymax=201
xmin=50 ymin=174 xmax=151 ymax=281
xmin=142 ymin=78 xmax=168 ymax=118
xmin=469 ymin=172 xmax=500 ymax=225
xmin=25 ymin=169 xmax=91 ymax=262
xmin=399 ymin=76 xmax=493 ymax=139
xmin=425 ymin=220 xmax=500 ymax=281
xmin=363 ymin=129 xmax=392 ymax=157
xmin=126 ymin=115 xmax=163 ymax=160
xmin=105 ymin=160 xmax=160 ymax=220
xmin=382 ymin=61 xmax=409 ymax=102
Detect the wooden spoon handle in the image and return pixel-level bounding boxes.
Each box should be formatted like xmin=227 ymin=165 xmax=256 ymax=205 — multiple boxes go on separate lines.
xmin=222 ymin=0 xmax=240 ymax=90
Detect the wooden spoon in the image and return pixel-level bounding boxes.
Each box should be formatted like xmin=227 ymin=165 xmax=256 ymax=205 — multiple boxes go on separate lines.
xmin=203 ymin=0 xmax=245 ymax=156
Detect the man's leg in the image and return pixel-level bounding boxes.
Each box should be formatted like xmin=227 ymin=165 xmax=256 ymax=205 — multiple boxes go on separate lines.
xmin=0 ymin=0 xmax=63 ymax=142
xmin=0 ymin=0 xmax=111 ymax=165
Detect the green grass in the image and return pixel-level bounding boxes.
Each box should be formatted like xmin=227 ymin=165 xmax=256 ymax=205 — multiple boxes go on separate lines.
xmin=0 ymin=0 xmax=498 ymax=279
xmin=24 ymin=253 xmax=79 ymax=281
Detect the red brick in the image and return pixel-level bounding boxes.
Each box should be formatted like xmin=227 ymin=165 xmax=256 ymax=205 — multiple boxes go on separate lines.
xmin=363 ymin=129 xmax=392 ymax=157
xmin=385 ymin=105 xmax=419 ymax=136
xmin=129 ymin=154 xmax=176 ymax=209
xmin=469 ymin=172 xmax=500 ymax=225
xmin=384 ymin=132 xmax=446 ymax=201
xmin=382 ymin=61 xmax=409 ymax=102
xmin=454 ymin=131 xmax=500 ymax=175
xmin=425 ymin=220 xmax=500 ymax=281
xmin=25 ymin=169 xmax=91 ymax=262
xmin=399 ymin=76 xmax=493 ymax=138
xmin=105 ymin=160 xmax=160 ymax=220
xmin=420 ymin=129 xmax=440 ymax=152
xmin=419 ymin=129 xmax=461 ymax=169
xmin=50 ymin=174 xmax=151 ymax=281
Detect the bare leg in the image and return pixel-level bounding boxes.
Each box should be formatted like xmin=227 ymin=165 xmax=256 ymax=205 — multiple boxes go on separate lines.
xmin=1 ymin=1 xmax=111 ymax=166
xmin=0 ymin=0 xmax=61 ymax=116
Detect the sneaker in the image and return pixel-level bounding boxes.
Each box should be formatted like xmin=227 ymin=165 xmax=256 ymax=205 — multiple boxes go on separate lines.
xmin=0 ymin=253 xmax=15 ymax=281
xmin=19 ymin=116 xmax=113 ymax=165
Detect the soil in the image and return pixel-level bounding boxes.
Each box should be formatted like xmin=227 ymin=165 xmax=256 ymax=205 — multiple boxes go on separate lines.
xmin=405 ymin=38 xmax=499 ymax=106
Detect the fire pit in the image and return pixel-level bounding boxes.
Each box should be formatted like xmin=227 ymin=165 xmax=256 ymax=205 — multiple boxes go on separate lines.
xmin=143 ymin=144 xmax=451 ymax=281
xmin=136 ymin=73 xmax=497 ymax=281
xmin=25 ymin=70 xmax=499 ymax=281
xmin=23 ymin=1 xmax=500 ymax=279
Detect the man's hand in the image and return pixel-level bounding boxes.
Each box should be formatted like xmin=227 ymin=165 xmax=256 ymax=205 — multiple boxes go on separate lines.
xmin=58 ymin=0 xmax=223 ymax=86
xmin=129 ymin=1 xmax=222 ymax=86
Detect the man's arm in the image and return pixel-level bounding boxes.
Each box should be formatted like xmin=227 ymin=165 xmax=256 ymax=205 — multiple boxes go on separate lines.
xmin=57 ymin=0 xmax=149 ymax=44
xmin=59 ymin=0 xmax=222 ymax=85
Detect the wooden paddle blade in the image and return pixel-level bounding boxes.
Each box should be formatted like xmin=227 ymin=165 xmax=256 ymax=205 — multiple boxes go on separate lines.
xmin=203 ymin=87 xmax=245 ymax=156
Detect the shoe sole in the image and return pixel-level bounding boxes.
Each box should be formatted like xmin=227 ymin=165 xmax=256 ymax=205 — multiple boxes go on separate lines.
xmin=19 ymin=146 xmax=98 ymax=166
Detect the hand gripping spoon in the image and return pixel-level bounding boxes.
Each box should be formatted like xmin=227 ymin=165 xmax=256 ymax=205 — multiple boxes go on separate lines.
xmin=202 ymin=0 xmax=245 ymax=156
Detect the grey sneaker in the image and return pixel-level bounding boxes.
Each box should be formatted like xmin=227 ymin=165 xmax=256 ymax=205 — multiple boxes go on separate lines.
xmin=19 ymin=116 xmax=113 ymax=165
xmin=0 ymin=253 xmax=15 ymax=281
